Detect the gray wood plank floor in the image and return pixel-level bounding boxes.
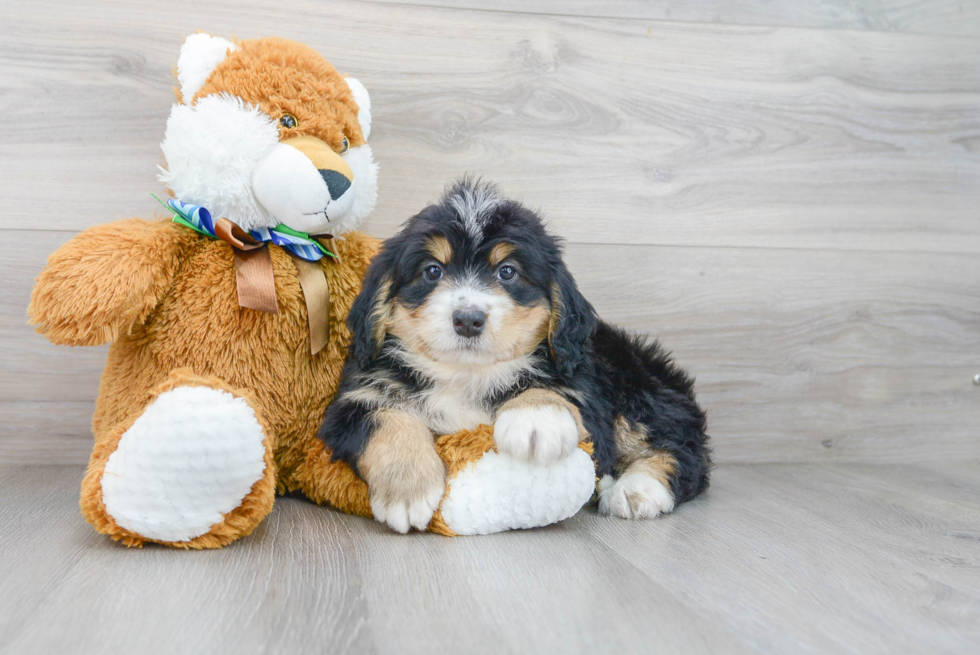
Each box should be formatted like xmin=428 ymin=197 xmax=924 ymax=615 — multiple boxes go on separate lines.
xmin=2 ymin=463 xmax=977 ymax=654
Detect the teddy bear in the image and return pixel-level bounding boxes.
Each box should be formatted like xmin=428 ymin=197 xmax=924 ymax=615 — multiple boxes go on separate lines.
xmin=27 ymin=34 xmax=596 ymax=547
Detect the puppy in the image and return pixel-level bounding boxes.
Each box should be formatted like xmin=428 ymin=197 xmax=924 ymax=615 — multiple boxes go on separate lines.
xmin=318 ymin=179 xmax=711 ymax=533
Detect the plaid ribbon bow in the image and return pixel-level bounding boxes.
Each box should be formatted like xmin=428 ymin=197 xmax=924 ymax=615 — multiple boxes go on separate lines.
xmin=156 ymin=195 xmax=336 ymax=261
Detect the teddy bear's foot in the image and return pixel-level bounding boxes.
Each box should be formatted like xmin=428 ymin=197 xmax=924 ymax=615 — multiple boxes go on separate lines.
xmin=432 ymin=426 xmax=596 ymax=536
xmin=82 ymin=371 xmax=277 ymax=548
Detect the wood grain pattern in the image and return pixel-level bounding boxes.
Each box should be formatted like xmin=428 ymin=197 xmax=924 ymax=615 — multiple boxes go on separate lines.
xmin=1 ymin=462 xmax=977 ymax=654
xmin=0 ymin=403 xmax=98 ymax=464
xmin=0 ymin=0 xmax=978 ymax=252
xmin=1 ymin=0 xmax=977 ymax=466
xmin=5 ymin=230 xmax=978 ymax=465
xmin=366 ymin=0 xmax=980 ymax=37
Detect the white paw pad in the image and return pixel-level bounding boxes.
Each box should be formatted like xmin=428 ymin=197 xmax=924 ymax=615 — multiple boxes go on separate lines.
xmin=101 ymin=386 xmax=267 ymax=542
xmin=598 ymin=473 xmax=675 ymax=519
xmin=493 ymin=405 xmax=580 ymax=465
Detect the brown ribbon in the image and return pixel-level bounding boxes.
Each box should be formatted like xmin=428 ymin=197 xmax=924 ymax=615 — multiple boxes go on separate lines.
xmin=233 ymin=247 xmax=279 ymax=315
xmin=294 ymin=258 xmax=331 ymax=355
xmin=214 ymin=217 xmax=331 ymax=355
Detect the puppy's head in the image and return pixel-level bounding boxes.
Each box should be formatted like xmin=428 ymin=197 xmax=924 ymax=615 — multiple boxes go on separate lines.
xmin=349 ymin=179 xmax=597 ymax=376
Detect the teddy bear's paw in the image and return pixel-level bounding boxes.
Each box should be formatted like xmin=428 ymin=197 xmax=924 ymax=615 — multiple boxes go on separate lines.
xmin=101 ymin=385 xmax=268 ymax=542
xmin=439 ymin=446 xmax=596 ymax=535
xmin=493 ymin=405 xmax=580 ymax=465
xmin=597 ymin=473 xmax=675 ymax=520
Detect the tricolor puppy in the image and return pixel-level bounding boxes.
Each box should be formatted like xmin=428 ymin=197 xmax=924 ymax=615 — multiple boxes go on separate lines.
xmin=319 ymin=180 xmax=712 ymax=533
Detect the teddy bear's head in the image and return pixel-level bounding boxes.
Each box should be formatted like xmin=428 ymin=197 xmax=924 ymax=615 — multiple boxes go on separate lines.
xmin=159 ymin=34 xmax=378 ymax=236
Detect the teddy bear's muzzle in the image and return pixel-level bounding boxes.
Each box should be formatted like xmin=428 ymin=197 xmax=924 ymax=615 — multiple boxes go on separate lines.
xmin=251 ymin=135 xmax=356 ymax=234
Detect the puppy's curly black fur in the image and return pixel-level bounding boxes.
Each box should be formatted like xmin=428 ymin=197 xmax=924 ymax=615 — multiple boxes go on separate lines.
xmin=319 ymin=179 xmax=711 ymax=525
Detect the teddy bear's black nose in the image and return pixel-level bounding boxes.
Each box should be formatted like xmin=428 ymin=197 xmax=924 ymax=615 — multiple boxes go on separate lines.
xmin=319 ymin=169 xmax=352 ymax=200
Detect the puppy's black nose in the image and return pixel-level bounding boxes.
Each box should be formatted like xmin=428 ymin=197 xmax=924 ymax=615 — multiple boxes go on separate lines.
xmin=453 ymin=309 xmax=486 ymax=338
xmin=318 ymin=169 xmax=352 ymax=200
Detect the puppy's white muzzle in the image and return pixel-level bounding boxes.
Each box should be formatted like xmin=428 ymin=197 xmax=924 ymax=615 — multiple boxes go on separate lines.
xmin=251 ymin=136 xmax=356 ymax=234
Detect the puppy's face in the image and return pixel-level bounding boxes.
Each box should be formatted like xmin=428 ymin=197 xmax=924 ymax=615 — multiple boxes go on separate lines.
xmin=387 ymin=231 xmax=551 ymax=365
xmin=350 ymin=180 xmax=597 ymax=376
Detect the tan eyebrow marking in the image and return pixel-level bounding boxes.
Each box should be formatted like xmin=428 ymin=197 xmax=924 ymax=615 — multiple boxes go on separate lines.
xmin=425 ymin=236 xmax=453 ymax=265
xmin=489 ymin=242 xmax=516 ymax=268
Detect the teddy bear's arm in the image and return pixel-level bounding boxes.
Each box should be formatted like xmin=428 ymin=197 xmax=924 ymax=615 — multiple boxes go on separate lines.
xmin=28 ymin=218 xmax=196 ymax=346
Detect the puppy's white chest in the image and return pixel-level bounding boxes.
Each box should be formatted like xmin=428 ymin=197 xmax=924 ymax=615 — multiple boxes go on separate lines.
xmin=396 ymin=352 xmax=536 ymax=434
xmin=417 ymin=380 xmax=493 ymax=434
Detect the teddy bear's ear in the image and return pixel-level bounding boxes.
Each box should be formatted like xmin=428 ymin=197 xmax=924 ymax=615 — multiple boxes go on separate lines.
xmin=177 ymin=33 xmax=237 ymax=105
xmin=345 ymin=77 xmax=372 ymax=140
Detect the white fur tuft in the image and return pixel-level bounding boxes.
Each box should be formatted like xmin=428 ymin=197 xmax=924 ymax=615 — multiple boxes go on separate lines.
xmin=440 ymin=448 xmax=595 ymax=535
xmin=177 ymin=33 xmax=237 ymax=104
xmin=344 ymin=77 xmax=372 ymax=140
xmin=447 ymin=182 xmax=502 ymax=239
xmin=159 ymin=94 xmax=279 ymax=230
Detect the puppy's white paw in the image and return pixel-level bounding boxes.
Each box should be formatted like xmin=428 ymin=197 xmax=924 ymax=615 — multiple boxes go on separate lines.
xmin=360 ymin=410 xmax=446 ymax=534
xmin=493 ymin=405 xmax=580 ymax=465
xmin=364 ymin=442 xmax=446 ymax=534
xmin=598 ymin=473 xmax=675 ymax=519
xmin=370 ymin=481 xmax=444 ymax=534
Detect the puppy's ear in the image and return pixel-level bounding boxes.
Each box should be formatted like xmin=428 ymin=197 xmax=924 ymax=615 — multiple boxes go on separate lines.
xmin=347 ymin=251 xmax=395 ymax=368
xmin=548 ymin=265 xmax=597 ymax=378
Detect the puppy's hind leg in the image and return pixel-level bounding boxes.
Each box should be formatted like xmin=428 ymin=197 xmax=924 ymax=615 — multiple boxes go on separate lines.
xmin=598 ymin=453 xmax=677 ymax=520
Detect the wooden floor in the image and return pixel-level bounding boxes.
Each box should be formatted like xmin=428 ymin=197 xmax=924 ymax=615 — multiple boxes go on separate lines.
xmin=1 ymin=462 xmax=977 ymax=654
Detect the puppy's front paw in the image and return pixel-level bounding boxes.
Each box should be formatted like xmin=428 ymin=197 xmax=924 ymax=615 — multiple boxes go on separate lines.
xmin=365 ymin=452 xmax=445 ymax=534
xmin=360 ymin=411 xmax=446 ymax=534
xmin=597 ymin=473 xmax=675 ymax=519
xmin=369 ymin=474 xmax=445 ymax=535
xmin=493 ymin=405 xmax=580 ymax=465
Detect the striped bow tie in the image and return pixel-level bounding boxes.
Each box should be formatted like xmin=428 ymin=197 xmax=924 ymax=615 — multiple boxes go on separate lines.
xmin=156 ymin=195 xmax=336 ymax=261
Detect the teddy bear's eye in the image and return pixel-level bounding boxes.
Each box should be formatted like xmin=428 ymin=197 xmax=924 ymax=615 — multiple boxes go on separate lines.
xmin=339 ymin=136 xmax=350 ymax=155
xmin=280 ymin=114 xmax=298 ymax=129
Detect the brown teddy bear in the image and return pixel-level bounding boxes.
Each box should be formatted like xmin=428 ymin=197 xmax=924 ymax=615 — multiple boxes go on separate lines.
xmin=28 ymin=34 xmax=595 ymax=548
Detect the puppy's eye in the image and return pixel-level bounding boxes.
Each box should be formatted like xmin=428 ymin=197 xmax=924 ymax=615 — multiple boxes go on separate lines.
xmin=280 ymin=114 xmax=298 ymax=129
xmin=339 ymin=136 xmax=350 ymax=154
xmin=423 ymin=264 xmax=443 ymax=281
xmin=496 ymin=265 xmax=518 ymax=282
